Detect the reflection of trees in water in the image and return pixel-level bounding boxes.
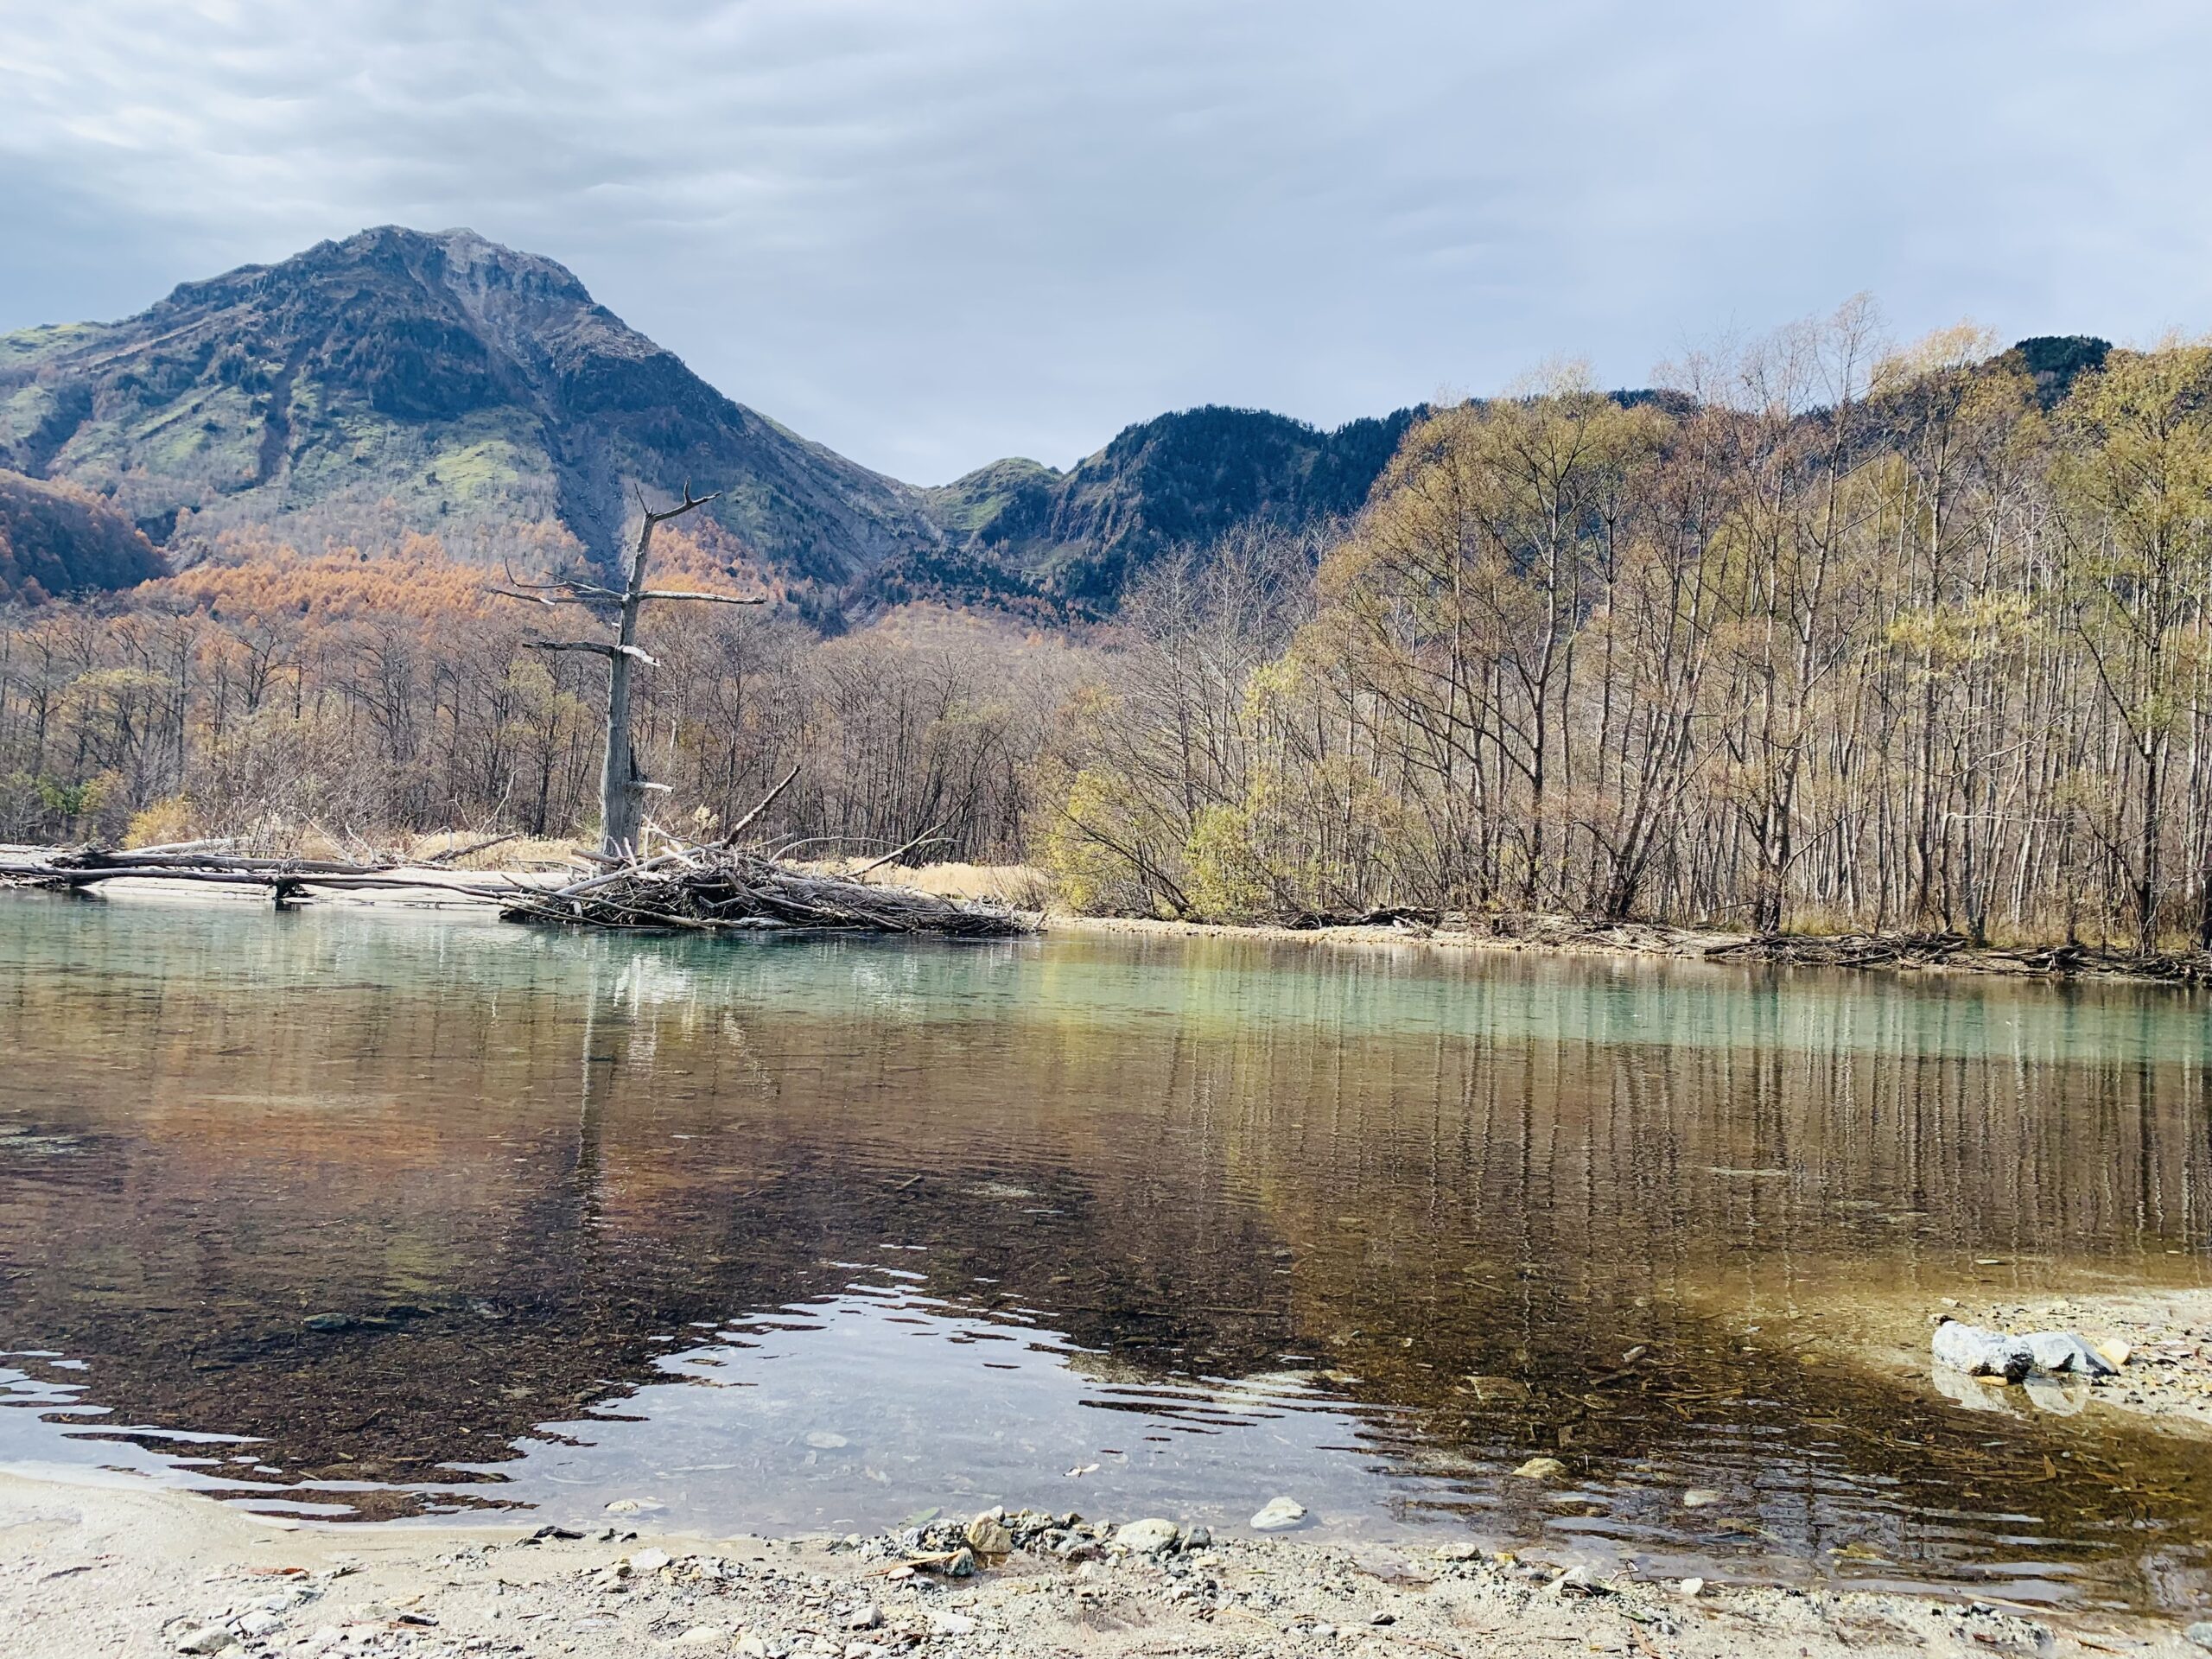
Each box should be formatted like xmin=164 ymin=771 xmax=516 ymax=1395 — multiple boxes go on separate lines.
xmin=1 ymin=914 xmax=2209 ymax=1601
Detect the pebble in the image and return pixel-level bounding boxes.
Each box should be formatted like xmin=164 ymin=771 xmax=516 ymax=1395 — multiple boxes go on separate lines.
xmin=1249 ymin=1497 xmax=1307 ymax=1530
xmin=928 ymin=1611 xmax=977 ymax=1637
xmin=2189 ymin=1621 xmax=2212 ymax=1652
xmin=172 ymin=1626 xmax=236 ymax=1655
xmin=1680 ymin=1488 xmax=1719 ymax=1509
xmin=630 ymin=1548 xmax=672 ymax=1573
xmin=1511 ymin=1457 xmax=1567 ymax=1481
xmin=845 ymin=1605 xmax=882 ymax=1630
xmin=1679 ymin=1577 xmax=1707 ymax=1599
xmin=675 ymin=1626 xmax=731 ymax=1645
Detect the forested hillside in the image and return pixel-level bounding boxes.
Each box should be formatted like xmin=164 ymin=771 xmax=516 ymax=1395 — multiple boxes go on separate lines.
xmin=0 ymin=470 xmax=164 ymax=603
xmin=898 ymin=406 xmax=1418 ymax=612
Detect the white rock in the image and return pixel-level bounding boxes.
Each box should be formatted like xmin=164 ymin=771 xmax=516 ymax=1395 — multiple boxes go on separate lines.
xmin=1931 ymin=1321 xmax=2033 ymax=1382
xmin=1249 ymin=1496 xmax=1307 ymax=1530
xmin=928 ymin=1611 xmax=977 ymax=1637
xmin=235 ymin=1609 xmax=283 ymax=1637
xmin=1115 ymin=1517 xmax=1181 ymax=1553
xmin=805 ymin=1431 xmax=850 ymax=1449
xmin=173 ymin=1627 xmax=236 ymax=1656
xmin=675 ymin=1627 xmax=731 ymax=1646
xmin=1680 ymin=1488 xmax=1719 ymax=1509
xmin=735 ymin=1637 xmax=770 ymax=1658
xmin=629 ymin=1547 xmax=672 ymax=1573
xmin=845 ymin=1605 xmax=883 ymax=1630
xmin=2024 ymin=1331 xmax=2119 ymax=1376
xmin=604 ymin=1497 xmax=663 ymax=1515
xmin=1679 ymin=1576 xmax=1706 ymax=1599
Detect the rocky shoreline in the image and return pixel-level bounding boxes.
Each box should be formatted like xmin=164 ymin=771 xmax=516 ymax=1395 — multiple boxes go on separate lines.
xmin=8 ymin=1473 xmax=2207 ymax=1659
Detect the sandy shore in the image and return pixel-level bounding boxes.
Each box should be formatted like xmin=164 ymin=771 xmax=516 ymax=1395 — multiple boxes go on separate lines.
xmin=7 ymin=1471 xmax=2204 ymax=1659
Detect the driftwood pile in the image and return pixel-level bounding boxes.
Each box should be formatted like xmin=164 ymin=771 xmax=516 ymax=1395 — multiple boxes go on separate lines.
xmin=499 ymin=843 xmax=1033 ymax=938
xmin=0 ymin=835 xmax=1035 ymax=941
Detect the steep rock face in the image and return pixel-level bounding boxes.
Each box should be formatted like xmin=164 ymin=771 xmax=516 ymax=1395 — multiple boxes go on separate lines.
xmin=0 ymin=227 xmax=938 ymax=582
xmin=0 ymin=469 xmax=166 ymax=602
xmin=887 ymin=404 xmax=1419 ymax=614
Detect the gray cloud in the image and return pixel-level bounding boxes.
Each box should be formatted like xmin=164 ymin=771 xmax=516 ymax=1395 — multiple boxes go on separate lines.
xmin=3 ymin=0 xmax=2207 ymax=482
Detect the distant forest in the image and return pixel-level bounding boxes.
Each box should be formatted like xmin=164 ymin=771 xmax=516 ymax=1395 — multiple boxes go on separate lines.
xmin=5 ymin=309 xmax=2212 ymax=951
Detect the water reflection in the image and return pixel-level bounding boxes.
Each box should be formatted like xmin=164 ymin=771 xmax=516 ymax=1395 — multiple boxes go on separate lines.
xmin=1 ymin=893 xmax=2209 ymax=1612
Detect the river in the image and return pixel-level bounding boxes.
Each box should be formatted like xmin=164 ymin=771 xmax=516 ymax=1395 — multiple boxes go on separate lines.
xmin=2 ymin=893 xmax=2209 ymax=1613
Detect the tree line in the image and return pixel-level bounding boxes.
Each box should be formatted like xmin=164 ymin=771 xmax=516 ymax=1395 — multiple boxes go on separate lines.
xmin=1041 ymin=308 xmax=2212 ymax=950
xmin=0 ymin=526 xmax=1077 ymax=872
xmin=3 ymin=304 xmax=2209 ymax=950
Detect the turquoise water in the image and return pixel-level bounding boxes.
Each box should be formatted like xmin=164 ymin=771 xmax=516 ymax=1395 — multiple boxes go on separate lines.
xmin=1 ymin=891 xmax=2209 ymax=1612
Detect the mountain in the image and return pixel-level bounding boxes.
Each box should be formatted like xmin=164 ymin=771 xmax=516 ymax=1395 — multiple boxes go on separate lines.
xmin=899 ymin=404 xmax=1420 ymax=611
xmin=0 ymin=227 xmax=1421 ymax=619
xmin=0 ymin=226 xmax=938 ymax=584
xmin=0 ymin=469 xmax=165 ymax=603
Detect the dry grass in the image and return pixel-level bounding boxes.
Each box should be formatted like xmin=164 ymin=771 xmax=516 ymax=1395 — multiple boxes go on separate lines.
xmin=821 ymin=859 xmax=1055 ymax=910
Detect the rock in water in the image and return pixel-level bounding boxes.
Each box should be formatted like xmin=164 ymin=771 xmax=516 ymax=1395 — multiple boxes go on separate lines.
xmin=1931 ymin=1320 xmax=2033 ymax=1382
xmin=1249 ymin=1497 xmax=1307 ymax=1530
xmin=2023 ymin=1331 xmax=2119 ymax=1376
xmin=1115 ymin=1517 xmax=1181 ymax=1553
xmin=1513 ymin=1457 xmax=1568 ymax=1481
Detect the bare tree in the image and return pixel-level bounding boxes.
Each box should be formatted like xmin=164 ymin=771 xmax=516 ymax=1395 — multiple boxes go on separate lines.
xmin=497 ymin=486 xmax=765 ymax=856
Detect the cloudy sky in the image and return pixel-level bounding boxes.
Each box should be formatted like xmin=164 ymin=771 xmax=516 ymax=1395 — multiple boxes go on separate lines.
xmin=2 ymin=1 xmax=2207 ymax=483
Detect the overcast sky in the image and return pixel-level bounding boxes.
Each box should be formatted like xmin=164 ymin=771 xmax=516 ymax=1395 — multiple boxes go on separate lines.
xmin=2 ymin=1 xmax=2207 ymax=483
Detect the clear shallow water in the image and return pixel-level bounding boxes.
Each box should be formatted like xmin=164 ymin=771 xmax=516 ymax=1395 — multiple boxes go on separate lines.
xmin=3 ymin=893 xmax=2211 ymax=1611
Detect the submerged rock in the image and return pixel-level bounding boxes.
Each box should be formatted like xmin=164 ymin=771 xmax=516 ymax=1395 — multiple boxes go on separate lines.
xmin=1512 ymin=1457 xmax=1567 ymax=1481
xmin=1249 ymin=1497 xmax=1307 ymax=1530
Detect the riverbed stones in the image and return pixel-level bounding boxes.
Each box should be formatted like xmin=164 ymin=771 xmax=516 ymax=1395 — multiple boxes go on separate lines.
xmin=630 ymin=1547 xmax=671 ymax=1573
xmin=1512 ymin=1457 xmax=1567 ymax=1481
xmin=171 ymin=1625 xmax=236 ymax=1655
xmin=963 ymin=1515 xmax=1014 ymax=1555
xmin=1115 ymin=1517 xmax=1181 ymax=1553
xmin=1249 ymin=1497 xmax=1306 ymax=1530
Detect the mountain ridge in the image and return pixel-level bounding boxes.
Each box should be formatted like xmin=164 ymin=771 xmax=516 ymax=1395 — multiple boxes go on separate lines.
xmin=0 ymin=228 xmax=2120 ymax=621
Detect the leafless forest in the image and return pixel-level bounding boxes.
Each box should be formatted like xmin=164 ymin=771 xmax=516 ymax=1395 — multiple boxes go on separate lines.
xmin=6 ymin=308 xmax=2211 ymax=948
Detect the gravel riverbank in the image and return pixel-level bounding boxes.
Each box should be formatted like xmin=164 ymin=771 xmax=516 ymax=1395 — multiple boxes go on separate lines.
xmin=6 ymin=1473 xmax=2204 ymax=1659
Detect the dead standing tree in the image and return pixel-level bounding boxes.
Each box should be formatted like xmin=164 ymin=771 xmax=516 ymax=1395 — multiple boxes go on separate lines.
xmin=495 ymin=486 xmax=766 ymax=857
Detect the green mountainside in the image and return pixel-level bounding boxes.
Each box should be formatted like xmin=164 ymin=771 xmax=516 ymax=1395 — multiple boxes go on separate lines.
xmin=0 ymin=226 xmax=938 ymax=584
